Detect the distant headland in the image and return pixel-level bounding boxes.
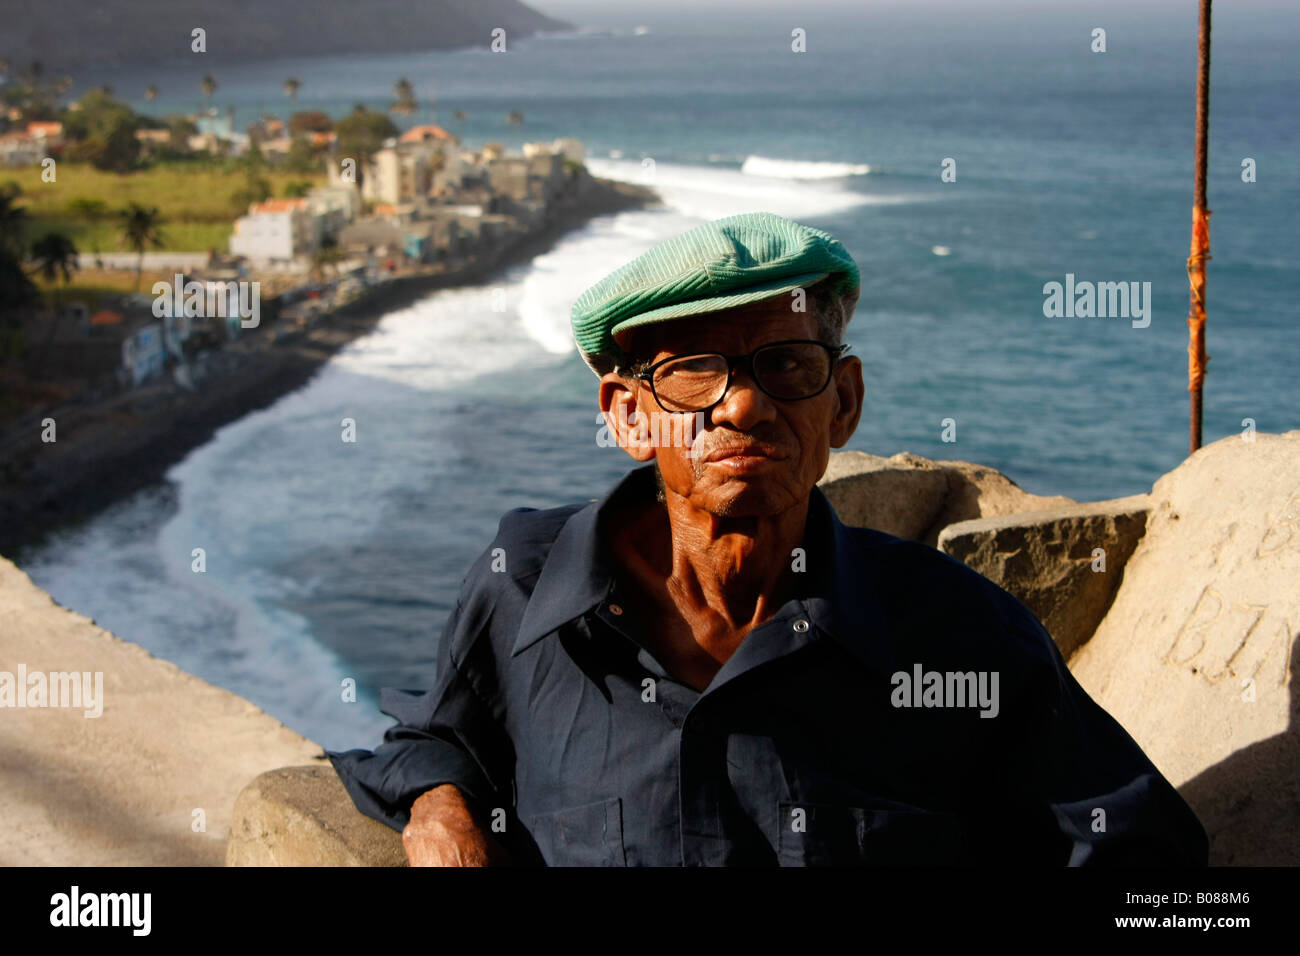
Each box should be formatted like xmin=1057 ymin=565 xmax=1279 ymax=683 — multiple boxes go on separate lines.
xmin=0 ymin=0 xmax=572 ymax=69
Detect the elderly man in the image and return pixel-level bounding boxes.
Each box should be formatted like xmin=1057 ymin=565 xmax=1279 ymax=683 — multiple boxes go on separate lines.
xmin=327 ymin=211 xmax=1208 ymax=866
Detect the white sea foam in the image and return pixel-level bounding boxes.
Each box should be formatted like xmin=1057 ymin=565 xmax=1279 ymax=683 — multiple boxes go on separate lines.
xmin=328 ymin=281 xmax=555 ymax=390
xmin=586 ymin=156 xmax=883 ymax=221
xmin=740 ymin=155 xmax=872 ymax=179
xmin=509 ymin=156 xmax=926 ymax=360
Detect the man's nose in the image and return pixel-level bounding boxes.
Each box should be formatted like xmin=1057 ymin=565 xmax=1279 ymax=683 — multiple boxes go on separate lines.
xmin=709 ymin=367 xmax=777 ymax=429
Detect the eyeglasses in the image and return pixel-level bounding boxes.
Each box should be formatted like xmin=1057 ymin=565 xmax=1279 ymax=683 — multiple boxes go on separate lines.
xmin=624 ymin=339 xmax=851 ymax=413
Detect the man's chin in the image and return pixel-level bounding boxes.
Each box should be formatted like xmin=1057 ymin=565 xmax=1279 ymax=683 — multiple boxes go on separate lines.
xmin=694 ymin=474 xmax=799 ymax=518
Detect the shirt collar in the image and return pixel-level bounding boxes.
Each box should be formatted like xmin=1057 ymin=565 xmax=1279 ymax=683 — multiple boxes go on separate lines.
xmin=510 ymin=462 xmax=890 ymax=672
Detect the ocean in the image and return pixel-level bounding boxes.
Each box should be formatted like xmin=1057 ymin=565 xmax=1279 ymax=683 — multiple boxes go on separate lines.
xmin=19 ymin=2 xmax=1299 ymax=750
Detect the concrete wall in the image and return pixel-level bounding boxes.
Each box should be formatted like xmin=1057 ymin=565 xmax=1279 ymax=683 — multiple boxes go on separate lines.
xmin=0 ymin=557 xmax=323 ymax=864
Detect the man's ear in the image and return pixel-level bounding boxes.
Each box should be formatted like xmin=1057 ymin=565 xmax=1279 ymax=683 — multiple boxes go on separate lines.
xmin=599 ymin=371 xmax=657 ymax=462
xmin=828 ymin=355 xmax=864 ymax=448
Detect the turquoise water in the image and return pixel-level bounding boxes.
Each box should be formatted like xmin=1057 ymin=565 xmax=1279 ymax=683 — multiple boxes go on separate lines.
xmin=24 ymin=3 xmax=1299 ymax=749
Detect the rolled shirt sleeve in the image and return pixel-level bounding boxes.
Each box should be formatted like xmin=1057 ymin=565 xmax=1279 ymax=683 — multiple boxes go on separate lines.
xmin=326 ymin=584 xmax=509 ymax=833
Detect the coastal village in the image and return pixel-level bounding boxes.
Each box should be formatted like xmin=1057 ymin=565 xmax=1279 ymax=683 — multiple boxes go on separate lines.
xmin=0 ymin=72 xmax=652 ymax=550
xmin=4 ymin=108 xmax=597 ymax=396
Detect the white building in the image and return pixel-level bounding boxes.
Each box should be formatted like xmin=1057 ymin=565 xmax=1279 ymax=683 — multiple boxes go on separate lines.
xmin=229 ymin=198 xmax=319 ymax=266
xmin=0 ymin=133 xmax=47 ymax=167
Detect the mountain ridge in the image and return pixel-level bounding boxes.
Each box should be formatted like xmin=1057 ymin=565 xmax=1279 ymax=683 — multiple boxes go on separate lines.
xmin=0 ymin=0 xmax=572 ymax=70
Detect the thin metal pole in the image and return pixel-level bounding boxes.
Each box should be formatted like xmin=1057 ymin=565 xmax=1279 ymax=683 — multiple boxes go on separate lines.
xmin=1187 ymin=0 xmax=1212 ymax=453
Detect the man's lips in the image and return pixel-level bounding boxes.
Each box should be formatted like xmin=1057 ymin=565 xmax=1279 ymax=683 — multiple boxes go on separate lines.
xmin=702 ymin=445 xmax=786 ymax=463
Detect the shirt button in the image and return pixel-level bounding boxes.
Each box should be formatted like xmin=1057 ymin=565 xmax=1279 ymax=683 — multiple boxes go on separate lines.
xmin=793 ymin=619 xmax=809 ymax=633
xmin=609 ymin=604 xmax=624 ymax=616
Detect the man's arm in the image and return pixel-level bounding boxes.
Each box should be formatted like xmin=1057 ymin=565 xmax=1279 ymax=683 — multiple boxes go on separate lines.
xmin=402 ymin=783 xmax=510 ymax=867
xmin=1009 ymin=610 xmax=1210 ymax=866
xmin=326 ymin=567 xmax=517 ymax=866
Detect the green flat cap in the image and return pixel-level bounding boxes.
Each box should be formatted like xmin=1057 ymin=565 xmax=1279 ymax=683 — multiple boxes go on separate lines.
xmin=570 ymin=211 xmax=860 ymax=376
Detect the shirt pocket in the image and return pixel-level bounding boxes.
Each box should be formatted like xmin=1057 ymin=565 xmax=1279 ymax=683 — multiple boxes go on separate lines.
xmin=777 ymin=802 xmax=968 ymax=866
xmin=527 ymin=797 xmax=627 ymax=867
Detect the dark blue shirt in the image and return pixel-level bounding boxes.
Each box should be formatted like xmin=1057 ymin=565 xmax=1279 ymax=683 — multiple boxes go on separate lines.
xmin=327 ymin=463 xmax=1208 ymax=866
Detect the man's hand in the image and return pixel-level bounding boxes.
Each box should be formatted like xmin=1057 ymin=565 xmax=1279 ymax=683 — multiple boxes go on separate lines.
xmin=402 ymin=784 xmax=511 ymax=867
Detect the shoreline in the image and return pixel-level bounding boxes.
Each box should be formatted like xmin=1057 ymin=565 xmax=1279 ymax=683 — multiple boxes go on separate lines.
xmin=0 ymin=176 xmax=659 ymax=561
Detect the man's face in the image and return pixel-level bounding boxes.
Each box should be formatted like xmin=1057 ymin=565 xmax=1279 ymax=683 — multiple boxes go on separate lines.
xmin=599 ymin=295 xmax=864 ymax=518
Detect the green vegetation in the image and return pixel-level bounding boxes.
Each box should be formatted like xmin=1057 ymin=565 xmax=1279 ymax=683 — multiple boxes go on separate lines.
xmin=32 ymin=266 xmax=175 ymax=303
xmin=60 ymin=89 xmax=142 ymax=172
xmin=311 ymin=234 xmax=344 ymax=281
xmin=335 ymin=105 xmax=399 ymax=191
xmin=231 ymin=144 xmax=273 ymax=211
xmin=27 ymin=231 xmax=79 ymax=376
xmin=29 ymin=231 xmax=78 ymax=286
xmin=283 ymin=136 xmax=327 ymax=174
xmin=0 ymin=185 xmax=39 ymax=352
xmin=117 ymin=203 xmax=165 ymax=290
xmin=9 ymin=161 xmax=327 ymax=251
xmin=0 ymin=184 xmax=78 ymax=367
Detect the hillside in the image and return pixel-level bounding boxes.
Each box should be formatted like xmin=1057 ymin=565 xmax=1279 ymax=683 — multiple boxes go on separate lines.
xmin=0 ymin=0 xmax=572 ymax=70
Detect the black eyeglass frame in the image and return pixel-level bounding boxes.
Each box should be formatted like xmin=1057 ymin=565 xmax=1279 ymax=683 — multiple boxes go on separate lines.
xmin=623 ymin=339 xmax=852 ymax=414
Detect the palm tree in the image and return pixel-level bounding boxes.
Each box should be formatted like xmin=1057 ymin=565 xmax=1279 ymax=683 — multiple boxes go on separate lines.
xmin=145 ymin=83 xmax=158 ymax=101
xmin=200 ymin=73 xmax=217 ymax=102
xmin=311 ymin=235 xmax=343 ymax=282
xmin=29 ymin=232 xmax=78 ymax=377
xmin=335 ymin=105 xmax=400 ymax=192
xmin=30 ymin=232 xmax=77 ymax=287
xmin=506 ymin=109 xmax=523 ymax=126
xmin=117 ymin=204 xmax=165 ymax=291
xmin=0 ymin=185 xmax=29 ymax=259
xmin=284 ymin=76 xmax=300 ymax=103
xmin=0 ymin=188 xmax=36 ymax=350
xmin=392 ymin=77 xmax=416 ymax=113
